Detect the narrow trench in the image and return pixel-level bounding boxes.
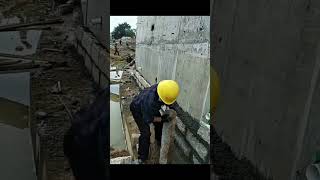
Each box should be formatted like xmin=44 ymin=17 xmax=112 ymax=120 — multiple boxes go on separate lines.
xmin=109 ymin=64 xmax=192 ymax=164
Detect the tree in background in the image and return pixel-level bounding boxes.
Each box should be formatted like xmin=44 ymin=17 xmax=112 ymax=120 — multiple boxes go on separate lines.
xmin=111 ymin=22 xmax=135 ymax=39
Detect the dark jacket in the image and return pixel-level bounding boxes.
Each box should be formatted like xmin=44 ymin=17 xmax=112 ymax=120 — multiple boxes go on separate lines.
xmin=131 ymin=84 xmax=177 ymax=124
xmin=64 ymin=87 xmax=108 ymax=180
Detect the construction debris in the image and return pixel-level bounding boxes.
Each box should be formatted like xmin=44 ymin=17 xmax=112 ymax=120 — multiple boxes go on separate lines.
xmin=58 ymin=4 xmax=74 ymax=15
xmin=42 ymin=48 xmax=64 ymax=53
xmin=110 ymin=156 xmax=133 ymax=164
xmin=0 ymin=61 xmax=39 ymax=71
xmin=0 ymin=59 xmax=22 ymax=66
xmin=0 ymin=18 xmax=64 ymax=32
xmin=50 ymin=81 xmax=62 ymax=94
xmin=35 ymin=111 xmax=48 ymax=119
xmin=15 ymin=46 xmax=24 ymax=51
xmin=57 ymin=95 xmax=73 ymax=120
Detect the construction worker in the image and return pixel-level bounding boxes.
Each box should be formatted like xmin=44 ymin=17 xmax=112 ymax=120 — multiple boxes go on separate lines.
xmin=114 ymin=43 xmax=120 ymax=56
xmin=64 ymin=87 xmax=108 ymax=180
xmin=130 ymin=80 xmax=180 ymax=164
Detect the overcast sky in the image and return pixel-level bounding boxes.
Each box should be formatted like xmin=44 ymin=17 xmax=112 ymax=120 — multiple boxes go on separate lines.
xmin=110 ymin=16 xmax=137 ymax=33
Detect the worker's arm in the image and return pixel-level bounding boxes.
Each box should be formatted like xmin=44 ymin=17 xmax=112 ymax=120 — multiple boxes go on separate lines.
xmin=168 ymin=102 xmax=178 ymax=111
xmin=142 ymin=108 xmax=162 ymax=124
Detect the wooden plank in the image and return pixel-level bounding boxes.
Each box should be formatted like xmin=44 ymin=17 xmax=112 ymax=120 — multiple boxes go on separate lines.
xmin=0 ymin=18 xmax=64 ymax=32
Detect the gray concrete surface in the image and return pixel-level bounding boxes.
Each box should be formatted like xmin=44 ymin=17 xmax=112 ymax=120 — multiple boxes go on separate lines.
xmin=80 ymin=0 xmax=109 ymax=47
xmin=212 ymin=0 xmax=320 ymax=179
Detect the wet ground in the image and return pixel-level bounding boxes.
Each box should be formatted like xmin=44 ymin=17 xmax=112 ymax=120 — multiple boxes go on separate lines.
xmin=0 ymin=1 xmax=97 ymax=180
xmin=0 ymin=72 xmax=37 ymax=180
xmin=110 ymin=83 xmax=127 ymax=150
xmin=109 ymin=41 xmax=135 ymax=161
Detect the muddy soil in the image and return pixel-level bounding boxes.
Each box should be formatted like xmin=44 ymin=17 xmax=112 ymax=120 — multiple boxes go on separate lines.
xmin=1 ymin=1 xmax=97 ymax=180
xmin=110 ymin=40 xmax=135 ymax=69
xmin=110 ymin=39 xmax=138 ymax=137
xmin=110 ymin=147 xmax=130 ymax=159
xmin=211 ymin=127 xmax=270 ymax=180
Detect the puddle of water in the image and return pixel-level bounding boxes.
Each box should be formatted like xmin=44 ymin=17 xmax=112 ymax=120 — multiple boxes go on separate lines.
xmin=110 ymin=84 xmax=120 ymax=95
xmin=0 ymin=72 xmax=37 ymax=180
xmin=0 ymin=97 xmax=29 ymax=128
xmin=0 ymin=72 xmax=30 ymax=106
xmin=110 ymin=84 xmax=127 ymax=150
xmin=0 ymin=30 xmax=42 ymax=56
xmin=110 ymin=70 xmax=123 ymax=81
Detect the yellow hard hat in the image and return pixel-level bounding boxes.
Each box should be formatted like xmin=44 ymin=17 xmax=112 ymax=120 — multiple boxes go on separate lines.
xmin=211 ymin=67 xmax=220 ymax=113
xmin=157 ymin=80 xmax=180 ymax=105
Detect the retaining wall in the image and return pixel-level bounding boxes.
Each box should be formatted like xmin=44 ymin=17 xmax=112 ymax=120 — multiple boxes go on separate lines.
xmin=80 ymin=0 xmax=109 ymax=47
xmin=73 ymin=27 xmax=109 ymax=89
xmin=134 ymin=18 xmax=210 ymax=164
xmin=212 ymin=0 xmax=320 ymax=179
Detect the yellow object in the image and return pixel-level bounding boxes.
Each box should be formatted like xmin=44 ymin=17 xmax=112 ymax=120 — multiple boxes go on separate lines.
xmin=157 ymin=80 xmax=180 ymax=105
xmin=211 ymin=67 xmax=220 ymax=113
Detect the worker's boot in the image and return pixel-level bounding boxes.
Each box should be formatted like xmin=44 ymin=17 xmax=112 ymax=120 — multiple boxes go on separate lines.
xmin=133 ymin=159 xmax=145 ymax=164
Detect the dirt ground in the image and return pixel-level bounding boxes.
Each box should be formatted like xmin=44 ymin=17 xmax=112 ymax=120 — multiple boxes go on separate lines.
xmin=110 ymin=40 xmax=138 ymax=159
xmin=110 ymin=147 xmax=130 ymax=159
xmin=110 ymin=40 xmax=135 ymax=69
xmin=1 ymin=1 xmax=97 ymax=180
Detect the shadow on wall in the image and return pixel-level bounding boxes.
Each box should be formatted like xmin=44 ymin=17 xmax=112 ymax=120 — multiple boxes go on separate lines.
xmin=211 ymin=66 xmax=220 ymax=126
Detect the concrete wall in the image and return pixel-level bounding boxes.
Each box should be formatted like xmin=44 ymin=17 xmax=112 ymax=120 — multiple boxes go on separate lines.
xmin=135 ymin=16 xmax=210 ymax=163
xmin=74 ymin=26 xmax=109 ymax=89
xmin=80 ymin=0 xmax=109 ymax=47
xmin=212 ymin=0 xmax=320 ymax=179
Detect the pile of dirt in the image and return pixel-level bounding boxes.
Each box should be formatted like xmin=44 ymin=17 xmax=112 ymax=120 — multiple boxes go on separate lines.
xmin=110 ymin=148 xmax=130 ymax=158
xmin=211 ymin=127 xmax=270 ymax=180
xmin=110 ymin=40 xmax=135 ymax=69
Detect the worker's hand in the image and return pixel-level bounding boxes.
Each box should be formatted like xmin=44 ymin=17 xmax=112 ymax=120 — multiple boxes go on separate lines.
xmin=161 ymin=114 xmax=171 ymax=122
xmin=153 ymin=117 xmax=162 ymax=122
xmin=161 ymin=109 xmax=176 ymax=122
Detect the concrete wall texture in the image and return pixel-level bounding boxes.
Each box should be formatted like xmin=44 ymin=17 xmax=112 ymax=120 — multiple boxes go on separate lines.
xmin=135 ymin=16 xmax=210 ymax=163
xmin=212 ymin=0 xmax=320 ymax=179
xmin=80 ymin=0 xmax=109 ymax=47
xmin=74 ymin=26 xmax=109 ymax=89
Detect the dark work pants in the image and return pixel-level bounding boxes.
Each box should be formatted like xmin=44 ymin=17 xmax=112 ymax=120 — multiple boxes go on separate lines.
xmin=130 ymin=104 xmax=163 ymax=161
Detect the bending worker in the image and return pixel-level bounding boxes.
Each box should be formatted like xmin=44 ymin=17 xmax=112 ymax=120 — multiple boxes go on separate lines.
xmin=130 ymin=80 xmax=180 ymax=164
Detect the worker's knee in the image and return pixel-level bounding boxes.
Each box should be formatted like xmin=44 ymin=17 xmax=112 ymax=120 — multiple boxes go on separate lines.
xmin=140 ymin=128 xmax=151 ymax=138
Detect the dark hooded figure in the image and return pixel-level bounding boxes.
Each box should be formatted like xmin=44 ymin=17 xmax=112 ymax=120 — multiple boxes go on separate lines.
xmin=64 ymin=87 xmax=108 ymax=180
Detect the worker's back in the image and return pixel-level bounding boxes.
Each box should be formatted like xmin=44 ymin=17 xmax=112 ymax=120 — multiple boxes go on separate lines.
xmin=64 ymin=87 xmax=108 ymax=180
